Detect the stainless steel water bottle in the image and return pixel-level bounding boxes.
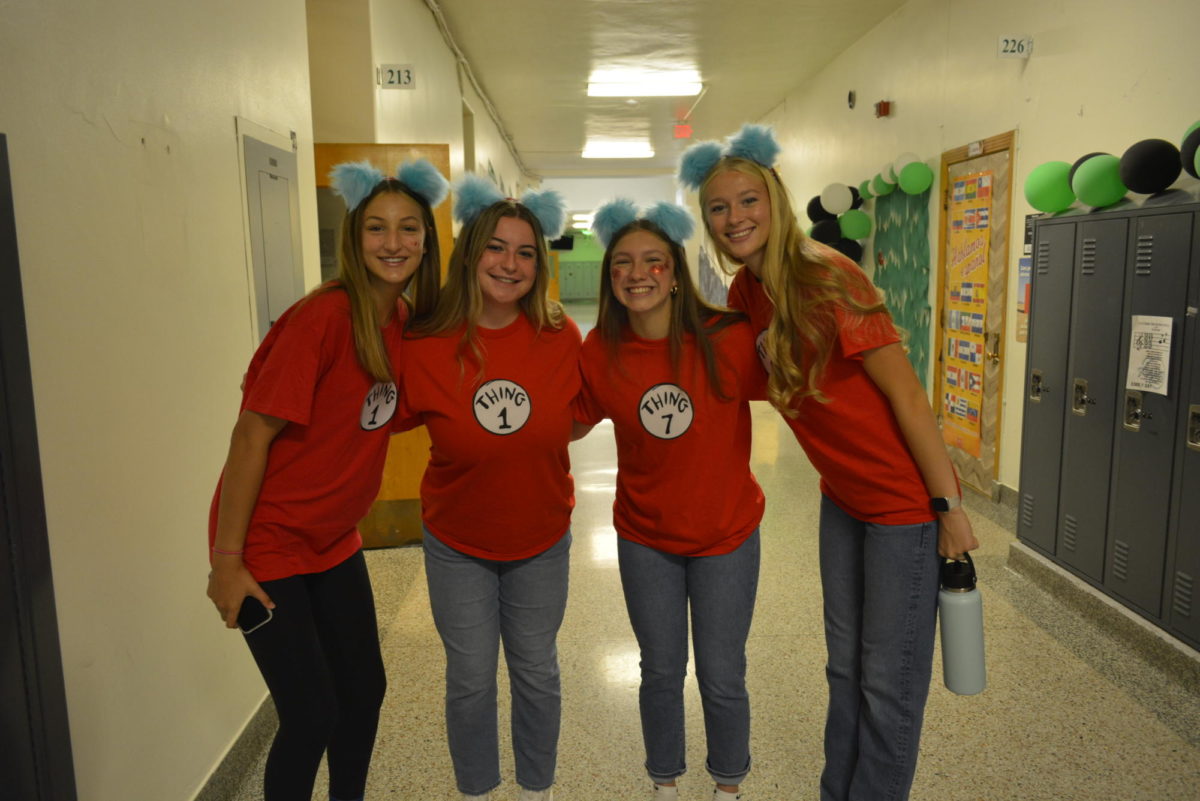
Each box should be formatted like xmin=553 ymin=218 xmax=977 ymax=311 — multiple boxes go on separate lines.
xmin=938 ymin=552 xmax=986 ymax=695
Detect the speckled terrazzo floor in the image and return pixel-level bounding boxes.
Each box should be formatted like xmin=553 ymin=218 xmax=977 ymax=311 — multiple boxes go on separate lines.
xmin=211 ymin=401 xmax=1200 ymax=801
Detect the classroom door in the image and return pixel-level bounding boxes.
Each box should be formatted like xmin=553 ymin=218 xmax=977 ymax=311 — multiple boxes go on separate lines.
xmin=935 ymin=132 xmax=1015 ymax=497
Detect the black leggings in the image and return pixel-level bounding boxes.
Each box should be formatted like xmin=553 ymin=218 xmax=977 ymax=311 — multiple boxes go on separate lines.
xmin=243 ymin=550 xmax=387 ymax=801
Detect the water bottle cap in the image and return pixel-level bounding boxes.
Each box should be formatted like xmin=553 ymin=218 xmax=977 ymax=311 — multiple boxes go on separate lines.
xmin=941 ymin=552 xmax=977 ymax=590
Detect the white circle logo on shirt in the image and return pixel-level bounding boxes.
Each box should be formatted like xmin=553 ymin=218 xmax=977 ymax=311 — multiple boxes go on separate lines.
xmin=638 ymin=383 xmax=693 ymax=440
xmin=360 ymin=381 xmax=398 ymax=431
xmin=754 ymin=329 xmax=772 ymax=373
xmin=473 ymin=379 xmax=531 ymax=435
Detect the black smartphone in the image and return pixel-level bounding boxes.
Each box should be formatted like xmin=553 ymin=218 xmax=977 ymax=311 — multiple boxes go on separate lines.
xmin=237 ymin=597 xmax=273 ymax=634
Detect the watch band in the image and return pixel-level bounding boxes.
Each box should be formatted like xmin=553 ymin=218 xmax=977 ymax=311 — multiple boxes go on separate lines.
xmin=931 ymin=495 xmax=962 ymax=513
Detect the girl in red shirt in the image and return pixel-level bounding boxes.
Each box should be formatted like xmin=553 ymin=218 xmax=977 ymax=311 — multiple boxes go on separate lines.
xmin=680 ymin=126 xmax=979 ymax=801
xmin=574 ymin=200 xmax=765 ymax=801
xmin=206 ymin=159 xmax=448 ymax=801
xmin=398 ymin=174 xmax=577 ymax=801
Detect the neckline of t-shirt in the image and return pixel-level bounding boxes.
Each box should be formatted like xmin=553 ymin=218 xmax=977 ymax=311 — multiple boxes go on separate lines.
xmin=477 ymin=313 xmax=527 ymax=339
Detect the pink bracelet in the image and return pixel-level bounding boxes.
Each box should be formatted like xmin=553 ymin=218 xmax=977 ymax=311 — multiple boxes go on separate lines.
xmin=211 ymin=546 xmax=245 ymax=556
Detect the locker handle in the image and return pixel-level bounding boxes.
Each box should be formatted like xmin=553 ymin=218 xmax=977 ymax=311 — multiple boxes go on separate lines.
xmin=1188 ymin=404 xmax=1200 ymax=452
xmin=1029 ymin=369 xmax=1047 ymax=403
xmin=1123 ymin=390 xmax=1151 ymax=431
xmin=1072 ymin=378 xmax=1096 ymax=416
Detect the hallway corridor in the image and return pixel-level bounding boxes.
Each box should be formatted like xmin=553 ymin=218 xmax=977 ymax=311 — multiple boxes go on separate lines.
xmin=213 ymin=384 xmax=1200 ymax=801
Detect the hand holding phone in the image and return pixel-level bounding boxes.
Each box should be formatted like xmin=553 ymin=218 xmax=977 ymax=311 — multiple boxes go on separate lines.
xmin=236 ymin=596 xmax=274 ymax=634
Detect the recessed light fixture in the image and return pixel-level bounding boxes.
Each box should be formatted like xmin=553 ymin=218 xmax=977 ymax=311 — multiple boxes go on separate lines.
xmin=587 ymin=69 xmax=702 ymax=98
xmin=582 ymin=141 xmax=655 ymax=159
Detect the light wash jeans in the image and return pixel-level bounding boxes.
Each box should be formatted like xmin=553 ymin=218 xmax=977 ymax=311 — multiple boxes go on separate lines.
xmin=423 ymin=528 xmax=571 ymax=795
xmin=818 ymin=495 xmax=940 ymax=801
xmin=617 ymin=529 xmax=760 ymax=786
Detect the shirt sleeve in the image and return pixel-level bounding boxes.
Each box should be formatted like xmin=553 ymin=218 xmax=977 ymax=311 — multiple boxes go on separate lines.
xmin=242 ymin=303 xmax=329 ymax=426
xmin=830 ymin=255 xmax=901 ymax=359
xmin=574 ymin=362 xmax=607 ymax=425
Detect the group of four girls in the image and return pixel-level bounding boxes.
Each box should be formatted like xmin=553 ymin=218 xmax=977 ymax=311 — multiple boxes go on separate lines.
xmin=207 ymin=124 xmax=978 ymax=801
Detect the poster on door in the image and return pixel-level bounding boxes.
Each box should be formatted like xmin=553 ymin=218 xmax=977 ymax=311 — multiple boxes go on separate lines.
xmin=942 ymin=171 xmax=993 ymax=458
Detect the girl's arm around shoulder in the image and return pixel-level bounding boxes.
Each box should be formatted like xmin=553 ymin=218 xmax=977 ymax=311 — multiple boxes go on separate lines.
xmin=715 ymin=320 xmax=768 ymax=401
xmin=861 ymin=342 xmax=979 ymax=560
xmin=207 ymin=410 xmax=287 ymax=628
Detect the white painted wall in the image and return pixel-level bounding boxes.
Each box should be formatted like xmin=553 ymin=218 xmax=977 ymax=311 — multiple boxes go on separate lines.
xmin=0 ymin=1 xmax=320 ymax=799
xmin=753 ymin=0 xmax=1200 ymax=492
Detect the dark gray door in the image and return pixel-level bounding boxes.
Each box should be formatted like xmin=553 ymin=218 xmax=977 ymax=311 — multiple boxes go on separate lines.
xmin=1017 ymin=219 xmax=1076 ymax=555
xmin=1057 ymin=218 xmax=1128 ymax=581
xmin=1106 ymin=212 xmax=1194 ymax=615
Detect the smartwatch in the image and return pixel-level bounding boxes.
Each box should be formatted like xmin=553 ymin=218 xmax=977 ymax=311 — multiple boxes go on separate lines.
xmin=931 ymin=495 xmax=962 ymax=513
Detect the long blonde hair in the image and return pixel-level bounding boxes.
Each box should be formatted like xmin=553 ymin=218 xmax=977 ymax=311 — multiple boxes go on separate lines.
xmin=700 ymin=158 xmax=887 ymax=413
xmin=407 ymin=200 xmax=564 ymax=380
xmin=306 ymin=179 xmax=442 ymax=382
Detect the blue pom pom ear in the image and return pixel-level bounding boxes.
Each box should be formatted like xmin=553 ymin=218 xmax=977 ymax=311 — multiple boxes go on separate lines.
xmin=678 ymin=141 xmax=724 ymax=191
xmin=520 ymin=189 xmax=567 ymax=240
xmin=725 ymin=124 xmax=780 ymax=169
xmin=591 ymin=198 xmax=639 ymax=248
xmin=396 ymin=159 xmax=450 ymax=209
xmin=643 ymin=202 xmax=695 ymax=246
xmin=452 ymin=173 xmax=504 ymax=226
xmin=330 ymin=161 xmax=385 ymax=210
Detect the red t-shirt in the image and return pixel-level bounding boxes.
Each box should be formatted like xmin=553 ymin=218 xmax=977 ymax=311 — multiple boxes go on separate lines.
xmin=727 ymin=253 xmax=933 ymax=524
xmin=208 ymin=289 xmax=405 ymax=581
xmin=575 ymin=322 xmax=766 ymax=556
xmin=397 ymin=314 xmax=581 ymax=560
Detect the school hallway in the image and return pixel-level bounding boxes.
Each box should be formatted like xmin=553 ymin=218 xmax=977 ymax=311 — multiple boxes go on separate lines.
xmin=205 ymin=304 xmax=1200 ymax=801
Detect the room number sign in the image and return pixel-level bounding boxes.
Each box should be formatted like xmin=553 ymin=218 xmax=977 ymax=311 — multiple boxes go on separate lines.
xmin=379 ymin=64 xmax=416 ymax=89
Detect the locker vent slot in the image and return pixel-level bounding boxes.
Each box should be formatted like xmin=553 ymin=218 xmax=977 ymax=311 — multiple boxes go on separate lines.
xmin=1173 ymin=572 xmax=1194 ymax=618
xmin=1036 ymin=241 xmax=1051 ymax=275
xmin=1062 ymin=515 xmax=1078 ymax=552
xmin=1111 ymin=539 xmax=1130 ymax=581
xmin=1135 ymin=234 xmax=1154 ymax=276
xmin=1080 ymin=238 xmax=1097 ymax=275
xmin=1019 ymin=493 xmax=1035 ymax=528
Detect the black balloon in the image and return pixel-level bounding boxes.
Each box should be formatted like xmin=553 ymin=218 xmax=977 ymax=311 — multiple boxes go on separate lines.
xmin=811 ymin=218 xmax=841 ymax=244
xmin=1119 ymin=139 xmax=1181 ymax=194
xmin=834 ymin=238 xmax=864 ymax=262
xmin=849 ymin=186 xmax=864 ymax=209
xmin=807 ymin=195 xmax=836 ymax=222
xmin=1069 ymin=152 xmax=1107 ymax=185
xmin=1182 ymin=128 xmax=1200 ymax=180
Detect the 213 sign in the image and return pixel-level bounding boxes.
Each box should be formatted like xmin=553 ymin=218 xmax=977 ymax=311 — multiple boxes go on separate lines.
xmin=379 ymin=64 xmax=416 ymax=89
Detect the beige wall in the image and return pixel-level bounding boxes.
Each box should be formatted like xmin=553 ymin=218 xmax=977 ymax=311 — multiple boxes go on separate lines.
xmin=754 ymin=0 xmax=1200 ymax=491
xmin=0 ymin=1 xmax=319 ymax=799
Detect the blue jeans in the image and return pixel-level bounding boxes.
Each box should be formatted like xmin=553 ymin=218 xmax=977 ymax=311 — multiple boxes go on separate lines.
xmin=423 ymin=528 xmax=571 ymax=795
xmin=618 ymin=530 xmax=760 ymax=785
xmin=818 ymin=495 xmax=940 ymax=801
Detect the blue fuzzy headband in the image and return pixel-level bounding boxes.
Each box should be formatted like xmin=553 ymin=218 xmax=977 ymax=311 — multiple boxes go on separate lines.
xmin=677 ymin=124 xmax=781 ymax=191
xmin=591 ymin=198 xmax=695 ymax=249
xmin=452 ymin=173 xmax=567 ymax=240
xmin=329 ymin=158 xmax=450 ymax=212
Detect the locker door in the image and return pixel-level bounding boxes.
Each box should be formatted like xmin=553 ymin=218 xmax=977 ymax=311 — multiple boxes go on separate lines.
xmin=1166 ymin=211 xmax=1200 ymax=648
xmin=1106 ymin=212 xmax=1194 ymax=615
xmin=1017 ymin=220 xmax=1076 ymax=554
xmin=1057 ymin=217 xmax=1128 ymax=581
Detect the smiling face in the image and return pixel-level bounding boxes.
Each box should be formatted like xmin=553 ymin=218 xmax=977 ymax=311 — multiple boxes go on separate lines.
xmin=475 ymin=214 xmax=538 ymax=327
xmin=702 ymin=168 xmax=772 ymax=275
xmin=608 ymin=228 xmax=676 ymax=338
xmin=360 ymin=191 xmax=427 ymax=293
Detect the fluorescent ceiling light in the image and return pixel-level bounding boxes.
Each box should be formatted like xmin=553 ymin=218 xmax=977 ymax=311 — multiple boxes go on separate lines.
xmin=587 ymin=69 xmax=702 ymax=97
xmin=572 ymin=213 xmax=594 ymax=222
xmin=582 ymin=141 xmax=655 ymax=159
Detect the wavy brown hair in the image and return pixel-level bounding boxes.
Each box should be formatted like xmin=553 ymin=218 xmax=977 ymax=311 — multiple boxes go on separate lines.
xmin=407 ymin=200 xmax=564 ymax=381
xmin=596 ymin=219 xmax=744 ymax=400
xmin=700 ymin=158 xmax=888 ymax=413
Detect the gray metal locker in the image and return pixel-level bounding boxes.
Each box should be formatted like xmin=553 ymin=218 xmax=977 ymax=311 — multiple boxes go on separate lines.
xmin=1105 ymin=212 xmax=1195 ymax=615
xmin=1165 ymin=211 xmax=1200 ymax=649
xmin=1017 ymin=220 xmax=1077 ymax=555
xmin=1057 ymin=218 xmax=1129 ymax=581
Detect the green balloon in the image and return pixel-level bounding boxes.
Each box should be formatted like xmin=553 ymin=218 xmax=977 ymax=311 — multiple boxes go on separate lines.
xmin=898 ymin=162 xmax=934 ymax=194
xmin=839 ymin=208 xmax=873 ymax=240
xmin=1186 ymin=120 xmax=1200 ymax=140
xmin=859 ymin=179 xmax=873 ymax=200
xmin=1024 ymin=161 xmax=1075 ymax=213
xmin=871 ymin=173 xmax=896 ymax=196
xmin=1072 ymin=153 xmax=1126 ymax=208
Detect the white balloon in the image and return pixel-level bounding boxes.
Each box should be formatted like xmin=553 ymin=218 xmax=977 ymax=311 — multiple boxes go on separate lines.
xmin=821 ymin=183 xmax=853 ymax=215
xmin=880 ymin=163 xmax=897 ymax=185
xmin=893 ymin=152 xmax=920 ymax=176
